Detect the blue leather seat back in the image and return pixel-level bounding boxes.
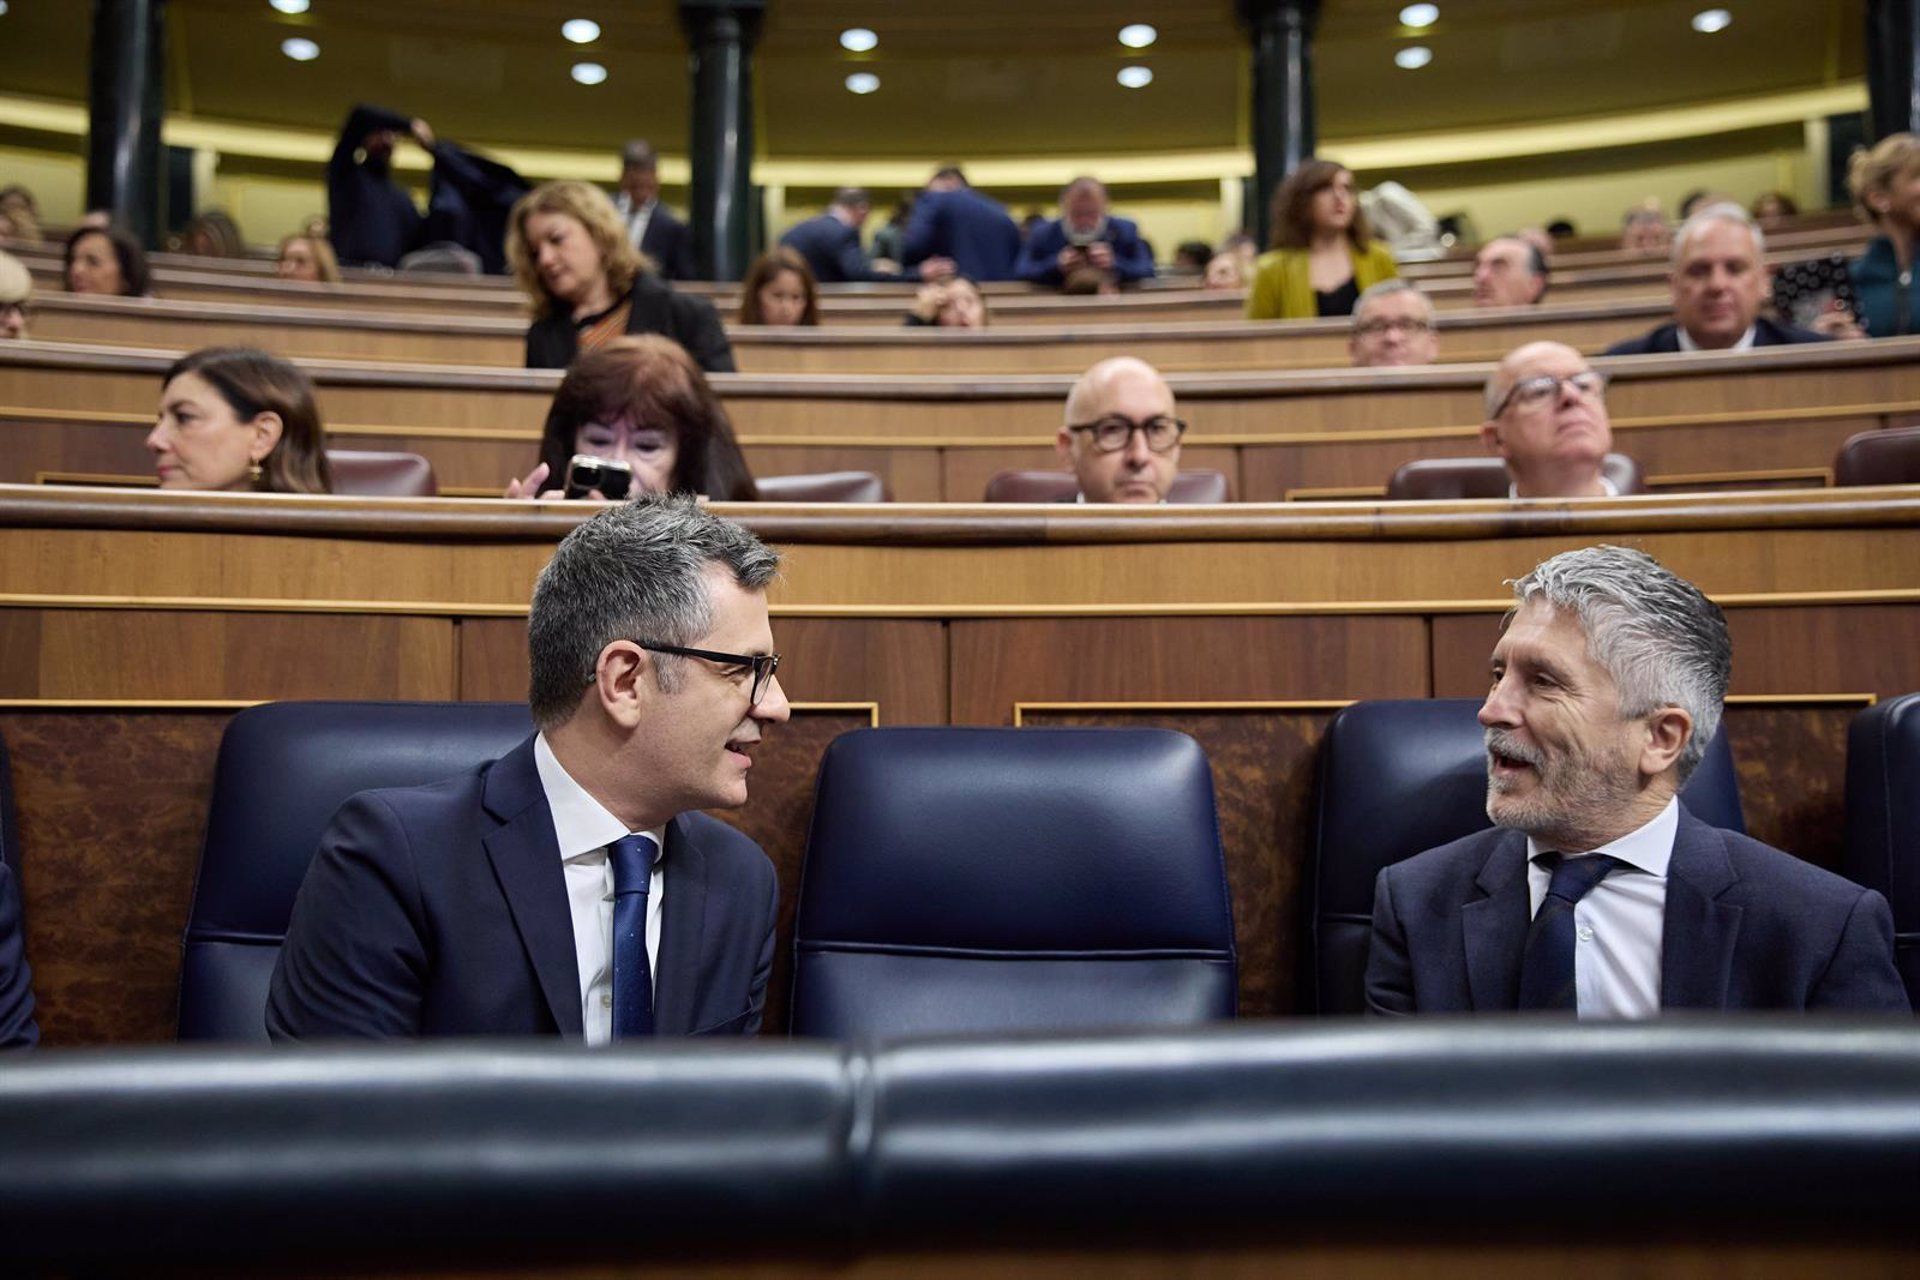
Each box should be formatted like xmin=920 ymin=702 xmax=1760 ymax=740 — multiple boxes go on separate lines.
xmin=791 ymin=727 xmax=1236 ymax=1039
xmin=178 ymin=701 xmax=533 ymax=1041
xmin=1844 ymin=692 xmax=1920 ymax=1004
xmin=1308 ymin=698 xmax=1746 ymax=1014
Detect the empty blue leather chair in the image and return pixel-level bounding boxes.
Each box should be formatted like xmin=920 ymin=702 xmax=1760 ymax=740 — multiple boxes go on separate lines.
xmin=177 ymin=701 xmax=533 ymax=1041
xmin=1307 ymin=698 xmax=1745 ymax=1015
xmin=790 ymin=727 xmax=1236 ymax=1039
xmin=1844 ymin=692 xmax=1920 ymax=1005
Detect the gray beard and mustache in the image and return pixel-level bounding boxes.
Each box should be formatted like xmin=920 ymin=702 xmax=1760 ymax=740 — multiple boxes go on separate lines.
xmin=1484 ymin=726 xmax=1639 ymax=846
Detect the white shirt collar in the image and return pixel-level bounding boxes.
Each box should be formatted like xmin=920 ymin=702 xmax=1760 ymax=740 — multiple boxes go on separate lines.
xmin=1507 ymin=474 xmax=1620 ymax=499
xmin=1677 ymin=323 xmax=1756 ymax=352
xmin=533 ymin=732 xmax=664 ymax=864
xmin=1525 ymin=794 xmax=1679 ymax=877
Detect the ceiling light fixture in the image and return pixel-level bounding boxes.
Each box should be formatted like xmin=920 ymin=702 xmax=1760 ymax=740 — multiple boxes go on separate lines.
xmin=1394 ymin=45 xmax=1433 ymax=69
xmin=846 ymin=72 xmax=880 ymax=94
xmin=840 ymin=28 xmax=878 ymax=53
xmin=571 ymin=61 xmax=608 ymax=85
xmin=1118 ymin=24 xmax=1157 ymax=49
xmin=1117 ymin=65 xmax=1154 ymax=89
xmin=1399 ymin=4 xmax=1438 ymax=27
xmin=1691 ymin=8 xmax=1732 ymax=33
xmin=269 ymin=0 xmax=310 ymax=14
xmin=281 ymin=37 xmax=320 ymax=61
xmin=561 ymin=19 xmax=600 ymax=44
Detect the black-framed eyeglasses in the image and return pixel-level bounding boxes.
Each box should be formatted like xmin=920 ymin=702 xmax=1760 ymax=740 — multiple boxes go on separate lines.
xmin=1489 ymin=370 xmax=1608 ymax=419
xmin=590 ymin=641 xmax=782 ymax=707
xmin=1065 ymin=414 xmax=1187 ymax=454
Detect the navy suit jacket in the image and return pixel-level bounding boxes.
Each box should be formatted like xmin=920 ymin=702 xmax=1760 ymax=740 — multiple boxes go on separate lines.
xmin=640 ymin=204 xmax=698 ymax=282
xmin=1366 ymin=807 xmax=1909 ymax=1014
xmin=1015 ymin=216 xmax=1156 ymax=286
xmin=328 ymin=104 xmax=424 ymax=269
xmin=1602 ymin=315 xmax=1832 ymax=356
xmin=0 ymin=855 xmax=35 ymax=1049
xmin=266 ymin=736 xmax=779 ymax=1041
xmin=901 ymin=188 xmax=1022 ymax=283
xmin=780 ymin=213 xmax=894 ymax=284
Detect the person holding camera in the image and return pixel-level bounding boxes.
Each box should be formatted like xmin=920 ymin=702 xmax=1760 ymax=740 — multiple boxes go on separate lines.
xmin=504 ymin=336 xmax=757 ymax=502
xmin=1016 ymin=177 xmax=1156 ymax=291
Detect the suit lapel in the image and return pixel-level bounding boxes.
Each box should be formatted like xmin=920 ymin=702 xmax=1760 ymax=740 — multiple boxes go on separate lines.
xmin=650 ymin=815 xmax=711 ymax=1035
xmin=1660 ymin=810 xmax=1742 ymax=1010
xmin=480 ymin=738 xmax=585 ymax=1038
xmin=1461 ymin=832 xmax=1532 ymax=1011
xmin=628 ymin=274 xmax=674 ymax=336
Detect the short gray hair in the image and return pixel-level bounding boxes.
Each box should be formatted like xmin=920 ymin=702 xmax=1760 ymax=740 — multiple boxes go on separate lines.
xmin=1508 ymin=545 xmax=1731 ymax=782
xmin=1671 ymin=201 xmax=1764 ymax=267
xmin=527 ymin=496 xmax=780 ymax=730
xmin=1351 ymin=278 xmax=1435 ymax=329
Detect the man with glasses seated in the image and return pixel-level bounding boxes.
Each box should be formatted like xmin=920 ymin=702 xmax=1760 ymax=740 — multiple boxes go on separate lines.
xmin=270 ymin=497 xmax=790 ymax=1041
xmin=1479 ymin=341 xmax=1617 ymax=500
xmin=1056 ymin=357 xmax=1186 ymax=503
xmin=1348 ymin=280 xmax=1438 ymax=368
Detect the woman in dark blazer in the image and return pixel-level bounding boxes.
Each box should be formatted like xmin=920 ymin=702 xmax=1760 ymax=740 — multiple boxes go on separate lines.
xmin=506 ymin=180 xmax=734 ymax=373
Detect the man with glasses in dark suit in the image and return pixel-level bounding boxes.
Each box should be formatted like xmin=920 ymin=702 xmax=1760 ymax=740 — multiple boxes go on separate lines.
xmin=269 ymin=497 xmax=789 ymax=1042
xmin=1056 ymin=357 xmax=1185 ymax=504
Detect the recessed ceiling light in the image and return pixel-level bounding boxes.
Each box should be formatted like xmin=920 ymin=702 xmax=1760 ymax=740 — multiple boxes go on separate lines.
xmin=840 ymin=28 xmax=878 ymax=53
xmin=1118 ymin=24 xmax=1157 ymax=49
xmin=1394 ymin=45 xmax=1433 ymax=69
xmin=1117 ymin=65 xmax=1154 ymax=89
xmin=1399 ymin=4 xmax=1438 ymax=27
xmin=846 ymin=72 xmax=880 ymax=94
xmin=281 ymin=37 xmax=320 ymax=61
xmin=571 ymin=61 xmax=608 ymax=85
xmin=1691 ymin=8 xmax=1732 ymax=33
xmin=0 ymin=1 xmax=12 ymax=14
xmin=561 ymin=19 xmax=600 ymax=44
xmin=269 ymin=0 xmax=310 ymax=14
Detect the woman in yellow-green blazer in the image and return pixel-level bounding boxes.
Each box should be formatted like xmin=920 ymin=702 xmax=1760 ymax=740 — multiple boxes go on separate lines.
xmin=1245 ymin=158 xmax=1401 ymax=321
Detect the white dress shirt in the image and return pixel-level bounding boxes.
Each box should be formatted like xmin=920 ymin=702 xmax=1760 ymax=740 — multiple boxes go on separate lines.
xmin=1677 ymin=324 xmax=1756 ymax=352
xmin=1525 ymin=796 xmax=1679 ymax=1020
xmin=1508 ymin=475 xmax=1620 ymax=500
xmin=533 ymin=733 xmax=665 ymax=1046
xmin=615 ymin=193 xmax=656 ymax=252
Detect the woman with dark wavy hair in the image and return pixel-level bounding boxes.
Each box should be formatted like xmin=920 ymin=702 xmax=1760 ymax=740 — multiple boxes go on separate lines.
xmin=65 ymin=223 xmax=151 ymax=297
xmin=1245 ymin=159 xmax=1397 ymax=320
xmin=505 ymin=335 xmax=757 ymax=501
xmin=149 ymin=347 xmax=333 ymax=493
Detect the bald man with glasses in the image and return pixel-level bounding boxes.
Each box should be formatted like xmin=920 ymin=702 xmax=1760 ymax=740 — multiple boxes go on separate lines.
xmin=1057 ymin=357 xmax=1186 ymax=503
xmin=1479 ymin=341 xmax=1618 ymax=499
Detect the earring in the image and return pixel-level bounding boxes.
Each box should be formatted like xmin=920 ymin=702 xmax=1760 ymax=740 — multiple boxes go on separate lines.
xmin=248 ymin=461 xmax=264 ymax=486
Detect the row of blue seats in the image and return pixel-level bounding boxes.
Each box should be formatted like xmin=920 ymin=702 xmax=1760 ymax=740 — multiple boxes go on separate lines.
xmin=165 ymin=694 xmax=1919 ymax=1039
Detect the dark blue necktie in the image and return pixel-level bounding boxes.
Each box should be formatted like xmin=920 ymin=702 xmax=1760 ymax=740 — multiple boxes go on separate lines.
xmin=609 ymin=833 xmax=658 ymax=1038
xmin=1517 ymin=853 xmax=1623 ymax=1012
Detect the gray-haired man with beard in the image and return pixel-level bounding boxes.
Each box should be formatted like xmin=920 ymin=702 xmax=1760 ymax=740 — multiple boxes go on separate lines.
xmin=1365 ymin=546 xmax=1906 ymax=1017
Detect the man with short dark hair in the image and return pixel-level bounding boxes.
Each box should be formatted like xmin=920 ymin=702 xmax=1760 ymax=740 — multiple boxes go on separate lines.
xmin=1471 ymin=236 xmax=1548 ymax=307
xmin=779 ymin=187 xmax=902 ymax=283
xmin=1057 ymin=358 xmax=1184 ymax=503
xmin=1366 ymin=545 xmax=1908 ymax=1016
xmin=615 ymin=140 xmax=696 ymax=281
xmin=1479 ymin=341 xmax=1616 ymax=499
xmin=1016 ymin=177 xmax=1156 ymax=290
xmin=901 ymin=166 xmax=1021 ymax=283
xmin=1605 ymin=204 xmax=1830 ymax=354
xmin=1349 ymin=280 xmax=1438 ymax=367
xmin=269 ymin=497 xmax=791 ymax=1041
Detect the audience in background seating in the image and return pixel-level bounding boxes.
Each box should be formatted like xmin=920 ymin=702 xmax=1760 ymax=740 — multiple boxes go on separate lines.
xmin=177 ymin=210 xmax=245 ymax=258
xmin=1057 ymin=357 xmax=1184 ymax=504
xmin=1620 ymin=206 xmax=1670 ymax=255
xmin=276 ymin=234 xmax=342 ymax=284
xmin=508 ymin=181 xmax=733 ymax=373
xmin=902 ymin=167 xmax=1016 ymax=283
xmin=905 ymin=276 xmax=989 ymax=329
xmin=327 ymin=104 xmax=428 ymax=269
xmin=1845 ymin=133 xmax=1920 ymax=338
xmin=0 ymin=251 xmax=30 ymax=340
xmin=506 ymin=335 xmax=757 ymax=502
xmin=1605 ymin=204 xmax=1831 ymax=355
xmin=64 ymin=224 xmax=150 ymax=297
xmin=1677 ymin=188 xmax=1731 ymax=221
xmin=614 ymin=140 xmax=696 ymax=282
xmin=1203 ymin=252 xmax=1244 ymax=290
xmin=0 ymin=185 xmax=41 ymax=242
xmin=867 ymin=195 xmax=913 ymax=272
xmin=738 ymin=248 xmax=820 ymax=326
xmin=149 ymin=347 xmax=334 ymax=493
xmin=1349 ymin=280 xmax=1438 ymax=368
xmin=1174 ymin=241 xmax=1213 ymax=273
xmin=779 ymin=187 xmax=897 ymax=284
xmin=1479 ymin=341 xmax=1615 ymax=499
xmin=1247 ymin=159 xmax=1399 ymax=320
xmin=1367 ymin=543 xmax=1908 ymax=1016
xmin=1472 ymin=236 xmax=1548 ymax=307
xmin=1017 ymin=177 xmax=1156 ymax=290
xmin=1751 ymin=190 xmax=1799 ymax=225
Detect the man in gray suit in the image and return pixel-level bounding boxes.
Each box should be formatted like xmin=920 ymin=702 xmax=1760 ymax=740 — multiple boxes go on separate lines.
xmin=1367 ymin=545 xmax=1906 ymax=1016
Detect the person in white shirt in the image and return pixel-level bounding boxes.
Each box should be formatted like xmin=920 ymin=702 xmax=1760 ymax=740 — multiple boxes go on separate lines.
xmin=1479 ymin=341 xmax=1620 ymax=499
xmin=1365 ymin=545 xmax=1908 ymax=1017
